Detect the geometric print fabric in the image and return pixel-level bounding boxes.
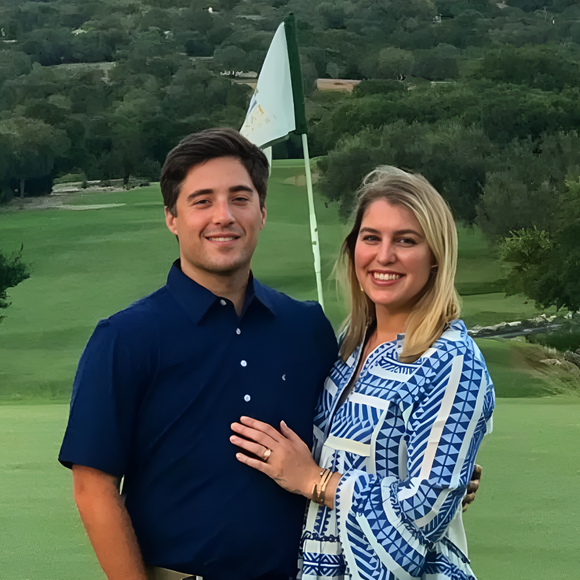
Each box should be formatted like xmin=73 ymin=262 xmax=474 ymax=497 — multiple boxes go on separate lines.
xmin=299 ymin=320 xmax=495 ymax=580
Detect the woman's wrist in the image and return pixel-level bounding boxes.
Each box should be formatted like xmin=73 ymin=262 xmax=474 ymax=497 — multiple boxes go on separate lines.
xmin=308 ymin=468 xmax=342 ymax=509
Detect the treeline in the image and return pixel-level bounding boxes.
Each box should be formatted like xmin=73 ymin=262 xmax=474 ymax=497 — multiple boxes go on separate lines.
xmin=2 ymin=0 xmax=580 ymax=201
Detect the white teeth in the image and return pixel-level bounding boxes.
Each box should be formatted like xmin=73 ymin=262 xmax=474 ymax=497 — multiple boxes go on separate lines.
xmin=373 ymin=272 xmax=402 ymax=281
xmin=210 ymin=237 xmax=236 ymax=241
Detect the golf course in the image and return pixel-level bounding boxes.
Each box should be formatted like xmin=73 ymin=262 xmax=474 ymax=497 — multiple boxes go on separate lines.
xmin=1 ymin=160 xmax=578 ymax=579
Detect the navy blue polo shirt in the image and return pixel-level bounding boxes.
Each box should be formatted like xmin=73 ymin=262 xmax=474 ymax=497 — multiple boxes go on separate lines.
xmin=59 ymin=261 xmax=337 ymax=580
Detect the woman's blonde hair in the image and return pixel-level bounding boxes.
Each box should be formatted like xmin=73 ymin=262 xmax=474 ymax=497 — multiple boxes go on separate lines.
xmin=338 ymin=166 xmax=460 ymax=364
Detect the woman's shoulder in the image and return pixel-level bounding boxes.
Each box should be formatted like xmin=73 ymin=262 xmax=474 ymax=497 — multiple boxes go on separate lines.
xmin=432 ymin=319 xmax=479 ymax=358
xmin=423 ymin=319 xmax=491 ymax=382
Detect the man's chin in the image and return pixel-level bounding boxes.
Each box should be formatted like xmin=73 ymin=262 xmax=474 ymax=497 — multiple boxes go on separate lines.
xmin=199 ymin=260 xmax=251 ymax=277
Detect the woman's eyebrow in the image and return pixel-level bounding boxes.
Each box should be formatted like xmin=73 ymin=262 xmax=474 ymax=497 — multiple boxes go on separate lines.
xmin=359 ymin=227 xmax=423 ymax=237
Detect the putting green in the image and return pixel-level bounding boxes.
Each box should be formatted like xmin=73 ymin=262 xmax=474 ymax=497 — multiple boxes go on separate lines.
xmin=0 ymin=404 xmax=99 ymax=579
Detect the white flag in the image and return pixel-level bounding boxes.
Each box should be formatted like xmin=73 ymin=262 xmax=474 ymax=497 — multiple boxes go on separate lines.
xmin=240 ymin=22 xmax=296 ymax=149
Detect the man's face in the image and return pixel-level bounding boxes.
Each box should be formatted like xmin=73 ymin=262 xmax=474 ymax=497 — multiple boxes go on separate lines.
xmin=165 ymin=156 xmax=266 ymax=286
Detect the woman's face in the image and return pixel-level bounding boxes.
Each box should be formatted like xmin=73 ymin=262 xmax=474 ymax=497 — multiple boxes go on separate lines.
xmin=354 ymin=199 xmax=435 ymax=318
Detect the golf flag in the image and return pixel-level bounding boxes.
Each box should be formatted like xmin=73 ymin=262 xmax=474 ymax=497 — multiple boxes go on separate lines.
xmin=241 ymin=14 xmax=325 ymax=310
xmin=240 ymin=14 xmax=307 ymax=148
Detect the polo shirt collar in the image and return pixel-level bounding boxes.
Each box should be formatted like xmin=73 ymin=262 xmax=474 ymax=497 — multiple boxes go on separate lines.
xmin=166 ymin=260 xmax=276 ymax=325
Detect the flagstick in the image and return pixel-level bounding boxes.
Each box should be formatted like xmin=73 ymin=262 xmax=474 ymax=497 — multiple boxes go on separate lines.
xmin=301 ymin=133 xmax=325 ymax=311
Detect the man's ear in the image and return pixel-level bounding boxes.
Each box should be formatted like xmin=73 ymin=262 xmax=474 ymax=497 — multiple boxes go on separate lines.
xmin=260 ymin=205 xmax=267 ymax=230
xmin=165 ymin=207 xmax=178 ymax=236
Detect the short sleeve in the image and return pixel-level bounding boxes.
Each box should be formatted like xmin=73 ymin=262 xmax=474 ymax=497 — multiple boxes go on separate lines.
xmin=58 ymin=319 xmax=151 ymax=477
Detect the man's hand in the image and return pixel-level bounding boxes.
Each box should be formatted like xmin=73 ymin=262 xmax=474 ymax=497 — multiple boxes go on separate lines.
xmin=462 ymin=464 xmax=482 ymax=512
xmin=72 ymin=465 xmax=148 ymax=580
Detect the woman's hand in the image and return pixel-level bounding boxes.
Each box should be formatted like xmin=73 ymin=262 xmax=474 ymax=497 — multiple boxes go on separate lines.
xmin=230 ymin=416 xmax=321 ymax=498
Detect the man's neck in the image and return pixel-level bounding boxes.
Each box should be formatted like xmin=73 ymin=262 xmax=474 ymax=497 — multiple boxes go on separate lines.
xmin=179 ymin=261 xmax=249 ymax=315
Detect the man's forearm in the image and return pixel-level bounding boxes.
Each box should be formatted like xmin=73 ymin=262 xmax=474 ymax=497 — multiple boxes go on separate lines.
xmin=72 ymin=464 xmax=148 ymax=580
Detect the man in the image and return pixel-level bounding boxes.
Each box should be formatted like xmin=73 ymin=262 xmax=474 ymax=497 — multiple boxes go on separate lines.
xmin=59 ymin=128 xmax=338 ymax=580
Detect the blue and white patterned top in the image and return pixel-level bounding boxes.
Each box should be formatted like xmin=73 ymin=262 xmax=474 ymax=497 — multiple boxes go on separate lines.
xmin=298 ymin=319 xmax=495 ymax=580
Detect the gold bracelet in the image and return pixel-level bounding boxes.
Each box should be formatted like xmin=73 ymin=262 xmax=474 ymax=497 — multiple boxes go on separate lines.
xmin=311 ymin=468 xmax=333 ymax=505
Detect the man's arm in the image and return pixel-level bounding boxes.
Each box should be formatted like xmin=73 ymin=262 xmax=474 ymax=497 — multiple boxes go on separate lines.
xmin=72 ymin=464 xmax=148 ymax=580
xmin=462 ymin=464 xmax=482 ymax=512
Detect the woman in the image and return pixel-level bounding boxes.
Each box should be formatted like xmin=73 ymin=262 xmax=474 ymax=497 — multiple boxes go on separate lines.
xmin=231 ymin=167 xmax=495 ymax=580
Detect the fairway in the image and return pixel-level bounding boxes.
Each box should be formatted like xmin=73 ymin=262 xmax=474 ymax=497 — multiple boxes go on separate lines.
xmin=1 ymin=161 xmax=579 ymax=578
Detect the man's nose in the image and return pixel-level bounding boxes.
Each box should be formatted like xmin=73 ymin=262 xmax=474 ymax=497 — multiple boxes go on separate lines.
xmin=212 ymin=200 xmax=235 ymax=224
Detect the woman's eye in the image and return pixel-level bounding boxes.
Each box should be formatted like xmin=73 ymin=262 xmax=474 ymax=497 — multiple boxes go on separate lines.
xmin=399 ymin=237 xmax=416 ymax=245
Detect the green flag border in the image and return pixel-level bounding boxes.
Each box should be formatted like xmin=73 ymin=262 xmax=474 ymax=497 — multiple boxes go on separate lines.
xmin=284 ymin=13 xmax=308 ymax=135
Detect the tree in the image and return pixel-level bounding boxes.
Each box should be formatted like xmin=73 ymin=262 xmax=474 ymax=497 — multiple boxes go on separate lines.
xmin=473 ymin=45 xmax=580 ymax=91
xmin=476 ymin=132 xmax=580 ymax=238
xmin=0 ymin=116 xmax=70 ymax=201
xmin=500 ymin=178 xmax=580 ymax=311
xmin=318 ymin=120 xmax=491 ymax=222
xmin=360 ymin=47 xmax=415 ymax=80
xmin=0 ymin=50 xmax=32 ymax=85
xmin=0 ymin=246 xmax=30 ymax=322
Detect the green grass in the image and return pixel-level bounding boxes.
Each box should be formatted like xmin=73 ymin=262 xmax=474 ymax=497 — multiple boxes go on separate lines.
xmin=0 ymin=405 xmax=99 ymax=579
xmin=475 ymin=338 xmax=580 ymax=398
xmin=464 ymin=397 xmax=580 ymax=580
xmin=0 ymin=168 xmax=349 ymax=402
xmin=1 ymin=397 xmax=578 ymax=580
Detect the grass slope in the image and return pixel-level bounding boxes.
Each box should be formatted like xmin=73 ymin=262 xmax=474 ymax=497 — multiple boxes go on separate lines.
xmin=0 ymin=162 xmax=552 ymax=402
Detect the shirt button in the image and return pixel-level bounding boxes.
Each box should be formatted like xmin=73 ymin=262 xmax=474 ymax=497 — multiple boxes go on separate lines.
xmin=236 ymin=328 xmax=241 ymax=335
xmin=240 ymin=360 xmax=247 ymax=367
xmin=219 ymin=299 xmax=226 ymax=306
xmin=244 ymin=394 xmax=251 ymax=402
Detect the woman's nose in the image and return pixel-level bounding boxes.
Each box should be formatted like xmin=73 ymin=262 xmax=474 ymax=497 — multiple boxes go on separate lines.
xmin=376 ymin=241 xmax=395 ymax=264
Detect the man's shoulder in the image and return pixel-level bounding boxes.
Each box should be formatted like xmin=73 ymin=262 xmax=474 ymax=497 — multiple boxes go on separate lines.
xmin=255 ymin=281 xmax=338 ymax=357
xmin=255 ymin=280 xmax=327 ymax=321
xmin=98 ymin=285 xmax=174 ymax=336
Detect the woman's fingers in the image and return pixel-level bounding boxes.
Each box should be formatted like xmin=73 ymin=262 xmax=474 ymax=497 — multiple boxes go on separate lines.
xmin=231 ymin=421 xmax=277 ymax=447
xmin=231 ymin=416 xmax=321 ymax=497
xmin=235 ymin=450 xmax=272 ymax=474
xmin=280 ymin=420 xmax=303 ymax=444
xmin=230 ymin=434 xmax=272 ymax=461
xmin=239 ymin=416 xmax=282 ymax=442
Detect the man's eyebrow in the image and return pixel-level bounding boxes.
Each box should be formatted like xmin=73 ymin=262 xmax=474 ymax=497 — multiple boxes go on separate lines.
xmin=229 ymin=184 xmax=255 ymax=194
xmin=185 ymin=184 xmax=255 ymax=201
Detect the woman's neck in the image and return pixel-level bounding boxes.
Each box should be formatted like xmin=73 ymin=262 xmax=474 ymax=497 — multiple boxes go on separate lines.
xmin=372 ymin=307 xmax=409 ymax=345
